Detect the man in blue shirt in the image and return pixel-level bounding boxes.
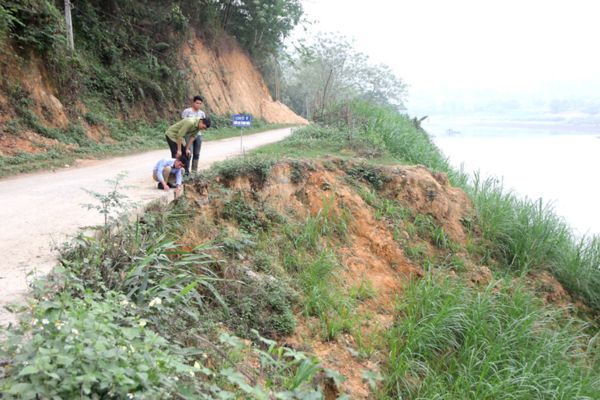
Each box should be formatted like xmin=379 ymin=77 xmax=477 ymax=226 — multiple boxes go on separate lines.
xmin=152 ymin=157 xmax=185 ymax=199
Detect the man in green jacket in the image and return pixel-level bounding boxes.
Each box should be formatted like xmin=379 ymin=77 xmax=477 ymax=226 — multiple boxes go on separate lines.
xmin=165 ymin=117 xmax=211 ymax=166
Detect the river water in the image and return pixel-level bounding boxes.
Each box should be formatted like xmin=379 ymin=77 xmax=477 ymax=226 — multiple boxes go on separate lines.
xmin=424 ymin=116 xmax=600 ymax=237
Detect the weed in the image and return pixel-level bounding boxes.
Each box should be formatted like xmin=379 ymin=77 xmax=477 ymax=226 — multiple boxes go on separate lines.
xmin=220 ymin=231 xmax=257 ymax=258
xmin=383 ymin=274 xmax=600 ymax=399
xmin=213 ymin=156 xmax=275 ymax=189
xmin=289 ymin=159 xmax=310 ymax=184
xmin=0 ymin=292 xmax=191 ymax=399
xmin=346 ymin=162 xmax=390 ymax=190
xmin=404 ymin=243 xmax=428 ymax=264
xmin=291 ymin=197 xmax=349 ymax=250
xmin=349 ymin=279 xmax=377 ymax=301
xmin=81 ymin=172 xmax=132 ymax=228
xmin=221 ymin=275 xmax=297 ymax=337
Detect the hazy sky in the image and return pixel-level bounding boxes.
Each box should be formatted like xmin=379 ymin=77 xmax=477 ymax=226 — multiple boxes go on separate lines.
xmin=296 ymin=0 xmax=600 ymax=106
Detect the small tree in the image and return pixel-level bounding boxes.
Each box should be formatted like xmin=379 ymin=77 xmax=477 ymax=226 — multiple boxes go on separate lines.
xmin=282 ymin=33 xmax=408 ymax=119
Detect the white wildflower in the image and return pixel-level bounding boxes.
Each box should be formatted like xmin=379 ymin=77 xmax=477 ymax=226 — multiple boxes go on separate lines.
xmin=120 ymin=299 xmax=130 ymax=307
xmin=127 ymin=393 xmax=134 ymax=399
xmin=41 ymin=319 xmax=49 ymax=325
xmin=54 ymin=320 xmax=64 ymax=330
xmin=31 ymin=318 xmax=38 ymax=326
xmin=193 ymin=361 xmax=201 ymax=369
xmin=71 ymin=328 xmax=80 ymax=336
xmin=138 ymin=319 xmax=147 ymax=328
xmin=148 ymin=297 xmax=162 ymax=308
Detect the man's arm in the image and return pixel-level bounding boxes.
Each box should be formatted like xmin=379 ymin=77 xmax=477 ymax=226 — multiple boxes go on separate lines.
xmin=175 ymin=167 xmax=183 ymax=186
xmin=177 ymin=120 xmax=194 ymax=156
xmin=156 ymin=160 xmax=170 ymax=191
xmin=174 ymin=168 xmax=183 ymax=199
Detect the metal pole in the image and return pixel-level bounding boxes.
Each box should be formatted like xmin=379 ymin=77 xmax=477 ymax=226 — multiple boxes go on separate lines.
xmin=64 ymin=0 xmax=75 ymax=52
xmin=240 ymin=127 xmax=244 ymax=156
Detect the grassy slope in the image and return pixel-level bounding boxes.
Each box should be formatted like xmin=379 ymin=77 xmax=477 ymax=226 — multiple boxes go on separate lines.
xmin=1 ymin=100 xmax=599 ymax=398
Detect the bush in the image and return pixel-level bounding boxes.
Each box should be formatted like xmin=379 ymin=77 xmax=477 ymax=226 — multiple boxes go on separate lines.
xmin=0 ymin=292 xmax=192 ymax=399
xmin=222 ymin=276 xmax=297 ymax=337
xmin=212 ymin=156 xmax=276 ymax=188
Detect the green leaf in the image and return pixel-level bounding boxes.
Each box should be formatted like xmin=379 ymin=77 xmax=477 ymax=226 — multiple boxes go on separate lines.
xmin=17 ymin=365 xmax=39 ymax=376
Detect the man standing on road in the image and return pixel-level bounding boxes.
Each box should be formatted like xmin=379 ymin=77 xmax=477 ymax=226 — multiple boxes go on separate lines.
xmin=164 ymin=117 xmax=211 ymax=172
xmin=152 ymin=156 xmax=186 ymax=199
xmin=181 ymin=95 xmax=206 ymax=174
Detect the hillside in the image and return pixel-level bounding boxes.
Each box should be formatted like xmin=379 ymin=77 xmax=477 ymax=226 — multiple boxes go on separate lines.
xmin=0 ymin=34 xmax=304 ymax=156
xmin=0 ymin=1 xmax=305 ymax=169
xmin=2 ymin=101 xmax=598 ymax=398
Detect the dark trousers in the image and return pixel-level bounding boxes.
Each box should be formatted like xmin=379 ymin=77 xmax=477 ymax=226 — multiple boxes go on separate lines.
xmin=192 ymin=134 xmax=202 ymax=162
xmin=165 ymin=135 xmax=178 ymax=158
xmin=166 ymin=135 xmax=201 ymax=173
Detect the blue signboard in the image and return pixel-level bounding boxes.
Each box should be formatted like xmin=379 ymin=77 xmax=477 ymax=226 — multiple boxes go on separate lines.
xmin=232 ymin=114 xmax=253 ymax=127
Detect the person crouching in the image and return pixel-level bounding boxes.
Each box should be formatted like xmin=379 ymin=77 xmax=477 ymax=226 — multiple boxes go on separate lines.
xmin=152 ymin=156 xmax=186 ymax=199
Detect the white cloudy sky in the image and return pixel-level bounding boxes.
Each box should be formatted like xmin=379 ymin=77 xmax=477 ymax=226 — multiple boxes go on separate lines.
xmin=295 ymin=0 xmax=600 ymax=107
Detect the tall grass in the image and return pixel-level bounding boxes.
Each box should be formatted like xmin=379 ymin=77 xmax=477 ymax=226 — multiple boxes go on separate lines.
xmin=285 ymin=100 xmax=600 ymax=312
xmin=384 ymin=275 xmax=600 ymax=399
xmin=466 ymin=173 xmax=600 ymax=309
xmin=468 ymin=173 xmax=572 ymax=272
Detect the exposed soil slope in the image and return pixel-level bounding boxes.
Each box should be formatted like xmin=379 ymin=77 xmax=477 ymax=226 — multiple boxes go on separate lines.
xmin=183 ymin=34 xmax=307 ymax=125
xmin=181 ymin=158 xmax=476 ymax=397
xmin=0 ymin=34 xmax=306 ymax=156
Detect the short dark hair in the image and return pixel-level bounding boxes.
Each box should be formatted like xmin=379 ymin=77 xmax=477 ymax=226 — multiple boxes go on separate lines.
xmin=177 ymin=154 xmax=188 ymax=165
xmin=201 ymin=117 xmax=211 ymax=129
xmin=192 ymin=95 xmax=203 ymax=103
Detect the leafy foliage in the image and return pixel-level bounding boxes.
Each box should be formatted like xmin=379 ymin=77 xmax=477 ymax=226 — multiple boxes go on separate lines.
xmin=282 ymin=33 xmax=408 ymax=118
xmin=222 ymin=0 xmax=303 ymax=61
xmin=0 ymin=292 xmax=192 ymax=399
xmin=1 ymin=1 xmax=304 ymax=115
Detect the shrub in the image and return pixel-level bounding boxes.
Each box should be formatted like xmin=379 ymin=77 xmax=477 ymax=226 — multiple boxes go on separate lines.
xmin=0 ymin=292 xmax=192 ymax=399
xmin=212 ymin=156 xmax=276 ymax=188
xmin=221 ymin=276 xmax=297 ymax=337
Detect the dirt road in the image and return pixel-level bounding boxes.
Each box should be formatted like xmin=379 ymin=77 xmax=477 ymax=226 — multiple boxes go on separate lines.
xmin=0 ymin=128 xmax=293 ymax=328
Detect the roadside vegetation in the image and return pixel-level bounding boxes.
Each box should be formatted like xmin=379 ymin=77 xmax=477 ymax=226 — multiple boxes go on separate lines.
xmin=2 ymin=98 xmax=599 ymax=398
xmin=0 ymin=1 xmax=301 ymax=178
xmin=0 ymin=82 xmax=286 ymax=177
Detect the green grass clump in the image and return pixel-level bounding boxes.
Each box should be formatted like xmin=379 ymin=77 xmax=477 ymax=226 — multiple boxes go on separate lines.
xmin=465 ymin=173 xmax=600 ymax=309
xmin=212 ymin=155 xmax=276 ymax=188
xmin=383 ymin=275 xmax=600 ymax=399
xmin=346 ymin=162 xmax=390 ymax=190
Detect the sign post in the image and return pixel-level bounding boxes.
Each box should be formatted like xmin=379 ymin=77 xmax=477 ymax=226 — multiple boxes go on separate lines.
xmin=231 ymin=114 xmax=253 ymax=156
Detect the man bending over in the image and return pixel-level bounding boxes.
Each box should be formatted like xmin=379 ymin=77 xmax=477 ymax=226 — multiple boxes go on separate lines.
xmin=165 ymin=117 xmax=211 ymax=174
xmin=152 ymin=157 xmax=186 ymax=199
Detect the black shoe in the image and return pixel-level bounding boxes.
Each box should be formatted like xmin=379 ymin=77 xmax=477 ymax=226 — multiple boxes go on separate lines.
xmin=157 ymin=182 xmax=165 ymax=190
xmin=167 ymin=182 xmax=177 ymax=188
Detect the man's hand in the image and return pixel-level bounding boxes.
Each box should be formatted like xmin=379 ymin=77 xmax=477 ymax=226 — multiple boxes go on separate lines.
xmin=186 ymin=148 xmax=191 ymax=157
xmin=174 ymin=185 xmax=183 ymax=199
xmin=161 ymin=181 xmax=170 ymax=192
xmin=176 ymin=150 xmax=182 ymax=159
